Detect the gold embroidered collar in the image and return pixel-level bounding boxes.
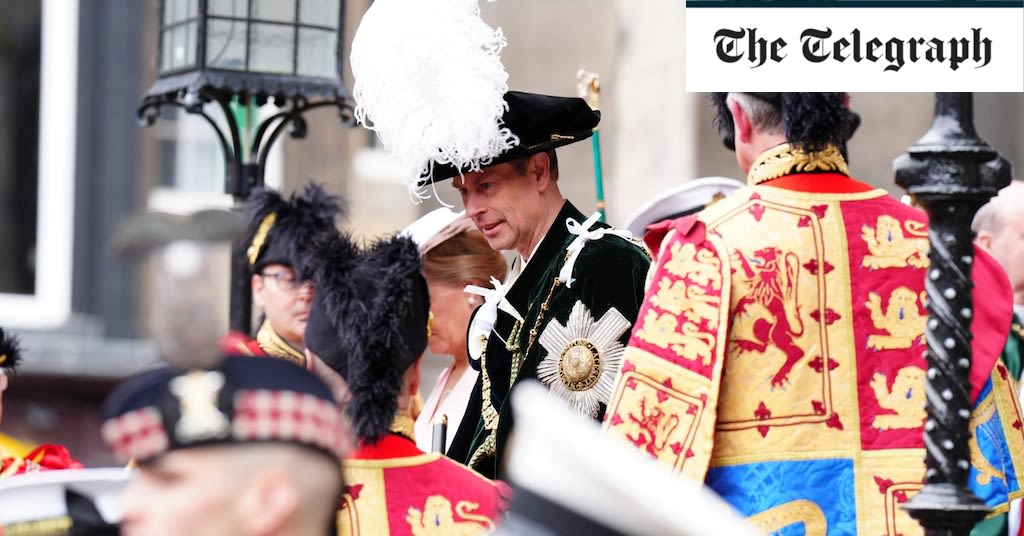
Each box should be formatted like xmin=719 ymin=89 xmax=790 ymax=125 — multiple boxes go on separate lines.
xmin=746 ymin=143 xmax=850 ymax=186
xmin=255 ymin=321 xmax=306 ymax=365
xmin=389 ymin=412 xmax=416 ymax=442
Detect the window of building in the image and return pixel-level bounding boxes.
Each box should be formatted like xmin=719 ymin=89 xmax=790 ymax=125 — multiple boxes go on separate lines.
xmin=146 ymin=101 xmax=284 ymax=214
xmin=0 ymin=0 xmax=76 ymax=327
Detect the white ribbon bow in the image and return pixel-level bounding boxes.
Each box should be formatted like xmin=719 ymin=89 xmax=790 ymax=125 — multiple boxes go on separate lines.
xmin=559 ymin=212 xmax=634 ymax=288
xmin=464 ymin=277 xmax=508 ymax=362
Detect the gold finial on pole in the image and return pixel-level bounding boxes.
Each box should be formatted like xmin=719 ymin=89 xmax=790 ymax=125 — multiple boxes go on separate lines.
xmin=576 ymin=69 xmax=601 ymax=111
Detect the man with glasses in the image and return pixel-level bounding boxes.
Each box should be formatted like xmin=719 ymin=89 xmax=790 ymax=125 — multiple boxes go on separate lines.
xmin=222 ymin=182 xmax=346 ymax=366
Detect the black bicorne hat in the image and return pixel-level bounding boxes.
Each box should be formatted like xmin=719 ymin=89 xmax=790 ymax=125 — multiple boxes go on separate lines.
xmin=710 ymin=93 xmax=861 ymax=155
xmin=306 ymin=234 xmax=429 ymax=444
xmin=242 ymin=182 xmax=346 ymax=280
xmin=423 ymin=91 xmax=600 ymax=184
xmin=0 ymin=326 xmax=22 ymax=371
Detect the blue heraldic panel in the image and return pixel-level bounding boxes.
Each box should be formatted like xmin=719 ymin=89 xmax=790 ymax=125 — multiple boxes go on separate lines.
xmin=705 ymin=376 xmax=1022 ymax=536
xmin=968 ymin=378 xmax=1022 ymax=507
xmin=707 ymin=459 xmax=857 ymax=536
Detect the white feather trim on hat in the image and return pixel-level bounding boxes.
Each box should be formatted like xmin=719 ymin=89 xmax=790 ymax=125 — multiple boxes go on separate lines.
xmin=351 ymin=0 xmax=516 ymax=203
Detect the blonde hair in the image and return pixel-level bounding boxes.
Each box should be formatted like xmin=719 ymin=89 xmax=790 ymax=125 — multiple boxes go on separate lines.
xmin=423 ymin=230 xmax=507 ymax=287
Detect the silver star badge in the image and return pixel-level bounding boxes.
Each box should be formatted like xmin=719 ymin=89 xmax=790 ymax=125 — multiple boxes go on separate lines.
xmin=537 ymin=302 xmax=630 ymax=417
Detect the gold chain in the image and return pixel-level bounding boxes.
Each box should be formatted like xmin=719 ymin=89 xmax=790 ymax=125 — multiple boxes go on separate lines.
xmin=469 ymin=275 xmax=563 ymax=470
xmin=515 ymin=277 xmax=561 ymax=386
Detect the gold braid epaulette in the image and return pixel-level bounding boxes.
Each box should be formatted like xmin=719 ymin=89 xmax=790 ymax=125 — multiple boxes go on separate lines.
xmin=255 ymin=322 xmax=306 ymax=365
xmin=247 ymin=212 xmax=278 ymax=265
xmin=746 ymin=143 xmax=849 ymax=186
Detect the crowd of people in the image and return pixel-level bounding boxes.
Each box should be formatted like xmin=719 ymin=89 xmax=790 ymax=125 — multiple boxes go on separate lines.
xmin=1 ymin=6 xmax=1023 ymax=536
xmin=0 ymin=88 xmax=1021 ymax=535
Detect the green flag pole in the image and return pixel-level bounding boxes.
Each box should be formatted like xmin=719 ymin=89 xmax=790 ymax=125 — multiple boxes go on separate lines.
xmin=577 ymin=69 xmax=606 ymax=222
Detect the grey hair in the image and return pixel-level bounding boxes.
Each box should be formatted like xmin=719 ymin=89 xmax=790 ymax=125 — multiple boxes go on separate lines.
xmin=973 ymin=181 xmax=1024 ymax=234
xmin=727 ymin=93 xmax=783 ymax=136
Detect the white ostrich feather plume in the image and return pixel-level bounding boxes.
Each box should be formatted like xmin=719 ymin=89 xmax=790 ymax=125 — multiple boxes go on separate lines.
xmin=350 ymin=0 xmax=516 ymax=202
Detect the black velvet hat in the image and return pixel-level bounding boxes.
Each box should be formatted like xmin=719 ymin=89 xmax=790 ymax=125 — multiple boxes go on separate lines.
xmin=0 ymin=326 xmax=22 ymax=372
xmin=423 ymin=91 xmax=600 ymax=184
xmin=101 ymin=356 xmax=347 ymax=465
xmin=710 ymin=93 xmax=861 ymax=155
xmin=306 ymin=233 xmax=430 ymax=444
xmin=242 ymin=182 xmax=346 ymax=280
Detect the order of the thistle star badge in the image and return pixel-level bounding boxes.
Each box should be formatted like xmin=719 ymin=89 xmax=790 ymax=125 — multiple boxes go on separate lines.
xmin=537 ymin=302 xmax=630 ymax=417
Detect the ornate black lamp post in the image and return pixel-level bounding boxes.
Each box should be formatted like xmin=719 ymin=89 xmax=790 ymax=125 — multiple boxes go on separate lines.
xmin=137 ymin=0 xmax=354 ymax=335
xmin=895 ymin=93 xmax=1012 ymax=535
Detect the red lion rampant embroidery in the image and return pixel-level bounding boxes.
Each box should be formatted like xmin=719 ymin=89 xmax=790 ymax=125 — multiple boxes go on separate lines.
xmin=625 ymin=397 xmax=680 ymax=457
xmin=732 ymin=247 xmax=805 ymax=386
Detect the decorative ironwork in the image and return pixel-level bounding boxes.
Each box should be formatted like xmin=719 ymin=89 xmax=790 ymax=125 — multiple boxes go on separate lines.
xmin=138 ymin=0 xmax=356 ymax=334
xmin=137 ymin=88 xmax=355 ymax=198
xmin=894 ymin=93 xmax=1012 ymax=535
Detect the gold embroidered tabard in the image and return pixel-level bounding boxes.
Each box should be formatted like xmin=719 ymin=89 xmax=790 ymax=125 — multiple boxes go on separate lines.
xmin=406 ymin=495 xmax=495 ymax=535
xmin=602 ymin=179 xmax=1024 ymax=535
xmin=603 ymin=216 xmax=731 ymax=479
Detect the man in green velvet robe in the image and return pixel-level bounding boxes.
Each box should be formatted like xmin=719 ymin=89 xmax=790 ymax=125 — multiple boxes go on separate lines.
xmin=429 ymin=91 xmax=652 ymax=479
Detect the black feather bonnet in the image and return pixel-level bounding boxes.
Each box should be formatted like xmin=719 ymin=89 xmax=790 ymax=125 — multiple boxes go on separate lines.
xmin=0 ymin=326 xmax=23 ymax=371
xmin=306 ymin=233 xmax=430 ymax=444
xmin=242 ymin=181 xmax=346 ymax=281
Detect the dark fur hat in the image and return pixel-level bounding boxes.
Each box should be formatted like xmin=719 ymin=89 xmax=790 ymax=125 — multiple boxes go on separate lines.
xmin=710 ymin=93 xmax=861 ymax=155
xmin=242 ymin=181 xmax=346 ymax=280
xmin=0 ymin=327 xmax=22 ymax=371
xmin=308 ymin=234 xmax=430 ymax=444
xmin=304 ymin=230 xmax=361 ymax=376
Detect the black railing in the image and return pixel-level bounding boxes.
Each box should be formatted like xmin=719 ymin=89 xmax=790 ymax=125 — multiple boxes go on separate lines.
xmin=895 ymin=93 xmax=1012 ymax=535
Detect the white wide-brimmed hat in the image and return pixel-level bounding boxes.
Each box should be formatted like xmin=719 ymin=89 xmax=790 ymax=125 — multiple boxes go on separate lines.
xmin=0 ymin=467 xmax=130 ymax=533
xmin=624 ymin=176 xmax=745 ymax=237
